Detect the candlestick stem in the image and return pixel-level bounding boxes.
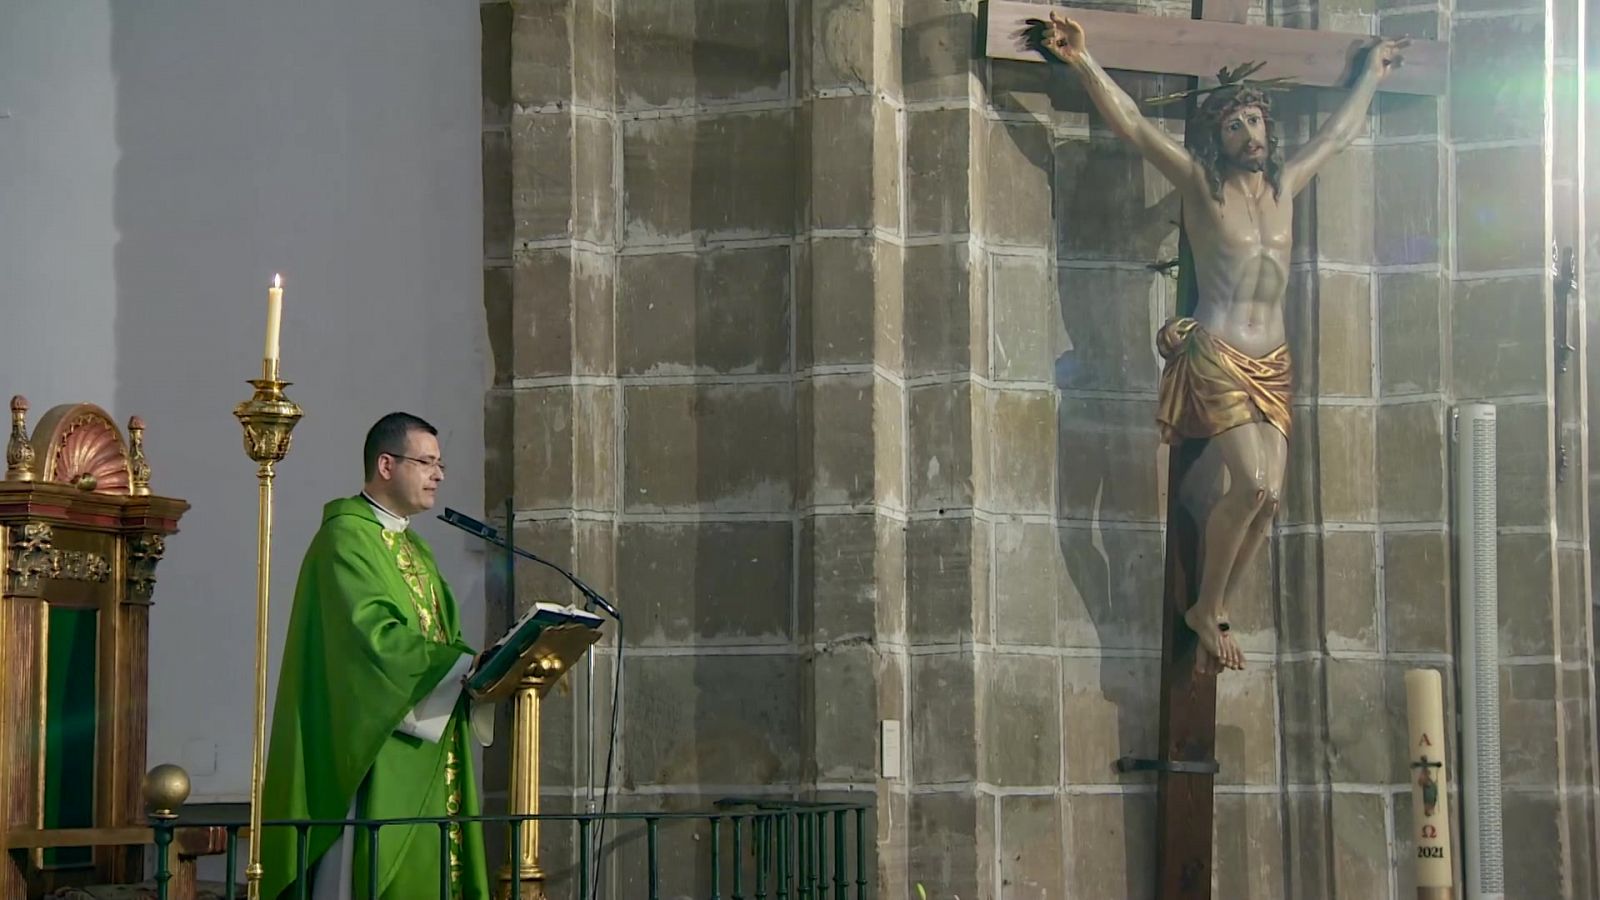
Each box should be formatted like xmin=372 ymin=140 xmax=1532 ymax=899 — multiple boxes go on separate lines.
xmin=233 ymin=360 xmax=304 ymax=899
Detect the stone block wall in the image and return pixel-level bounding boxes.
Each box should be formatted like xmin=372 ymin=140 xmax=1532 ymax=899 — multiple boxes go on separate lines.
xmin=481 ymin=0 xmax=1599 ymax=896
xmin=1589 ymin=0 xmax=1600 ymax=854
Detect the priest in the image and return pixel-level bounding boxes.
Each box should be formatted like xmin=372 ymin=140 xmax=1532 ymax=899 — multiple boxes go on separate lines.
xmin=260 ymin=412 xmax=492 ymax=900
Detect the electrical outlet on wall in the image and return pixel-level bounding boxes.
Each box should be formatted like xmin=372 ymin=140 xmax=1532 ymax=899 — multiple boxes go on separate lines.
xmin=880 ymin=720 xmax=902 ymax=779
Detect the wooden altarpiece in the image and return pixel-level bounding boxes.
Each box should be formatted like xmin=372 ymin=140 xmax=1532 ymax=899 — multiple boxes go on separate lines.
xmin=1 ymin=396 xmax=190 ymax=898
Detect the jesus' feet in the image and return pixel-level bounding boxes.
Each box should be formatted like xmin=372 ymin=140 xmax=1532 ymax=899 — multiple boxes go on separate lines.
xmin=1184 ymin=607 xmax=1245 ymax=672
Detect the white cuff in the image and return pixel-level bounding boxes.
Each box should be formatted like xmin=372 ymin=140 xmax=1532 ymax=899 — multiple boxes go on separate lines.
xmin=471 ymin=700 xmax=495 ymax=747
xmin=396 ymin=653 xmax=472 ymax=743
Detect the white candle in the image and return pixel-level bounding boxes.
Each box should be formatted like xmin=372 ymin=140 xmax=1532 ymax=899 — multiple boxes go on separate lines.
xmin=265 ymin=274 xmax=283 ymax=362
xmin=1405 ymin=668 xmax=1454 ymax=893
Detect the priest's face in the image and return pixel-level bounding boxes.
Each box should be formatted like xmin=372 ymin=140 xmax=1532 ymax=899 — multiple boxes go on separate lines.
xmin=379 ymin=429 xmax=444 ymax=516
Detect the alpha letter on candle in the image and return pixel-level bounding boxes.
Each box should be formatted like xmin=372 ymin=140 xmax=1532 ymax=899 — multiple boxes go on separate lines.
xmin=265 ymin=274 xmax=284 ymax=363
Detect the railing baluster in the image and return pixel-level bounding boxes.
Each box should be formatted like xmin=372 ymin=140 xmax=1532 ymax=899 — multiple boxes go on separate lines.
xmin=806 ymin=812 xmax=817 ymax=899
xmin=366 ymin=824 xmax=381 ymax=900
xmin=580 ymin=818 xmax=592 ymax=900
xmin=806 ymin=810 xmax=817 ymax=900
xmin=647 ymin=817 xmax=661 ymax=900
xmin=710 ymin=816 xmax=723 ymax=900
xmin=812 ymin=810 xmax=825 ymax=890
xmin=510 ymin=820 xmax=522 ymax=900
xmin=225 ymin=826 xmax=239 ymax=900
xmin=732 ymin=816 xmax=744 ymax=900
xmin=771 ymin=814 xmax=779 ymax=898
xmin=769 ymin=813 xmax=779 ymax=900
xmin=821 ymin=810 xmax=829 ymax=898
xmin=152 ymin=817 xmax=173 ymax=900
xmin=438 ymin=822 xmax=451 ymax=899
xmin=295 ymin=824 xmax=311 ymax=900
xmin=819 ymin=812 xmax=828 ymax=897
xmin=796 ymin=810 xmax=807 ymax=900
xmin=819 ymin=810 xmax=832 ymax=890
xmin=816 ymin=812 xmax=826 ymax=898
xmin=854 ymin=807 xmax=867 ymax=900
xmin=777 ymin=813 xmax=790 ymax=900
xmin=756 ymin=814 xmax=769 ymax=899
xmin=813 ymin=812 xmax=825 ymax=898
xmin=833 ymin=810 xmax=847 ymax=897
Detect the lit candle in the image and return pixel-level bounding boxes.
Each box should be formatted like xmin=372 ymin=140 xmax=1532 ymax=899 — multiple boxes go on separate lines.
xmin=265 ymin=274 xmax=283 ymax=363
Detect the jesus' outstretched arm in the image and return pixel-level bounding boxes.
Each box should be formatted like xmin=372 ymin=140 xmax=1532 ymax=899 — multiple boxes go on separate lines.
xmin=1279 ymin=36 xmax=1408 ymax=194
xmin=1027 ymin=12 xmax=1203 ymax=192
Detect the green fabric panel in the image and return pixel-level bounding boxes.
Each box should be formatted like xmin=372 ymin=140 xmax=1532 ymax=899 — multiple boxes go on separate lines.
xmin=43 ymin=606 xmax=98 ymax=868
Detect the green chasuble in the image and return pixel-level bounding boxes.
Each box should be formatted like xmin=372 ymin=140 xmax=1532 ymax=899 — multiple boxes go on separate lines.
xmin=260 ymin=496 xmax=491 ymax=900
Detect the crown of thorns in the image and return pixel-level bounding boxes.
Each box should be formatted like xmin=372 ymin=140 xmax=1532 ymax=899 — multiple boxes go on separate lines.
xmin=1143 ymin=61 xmax=1295 ymax=115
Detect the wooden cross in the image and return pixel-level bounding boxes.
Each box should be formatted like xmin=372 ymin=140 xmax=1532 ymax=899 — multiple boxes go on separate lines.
xmin=985 ymin=0 xmax=1446 ymax=94
xmin=982 ymin=3 xmax=1447 ymax=899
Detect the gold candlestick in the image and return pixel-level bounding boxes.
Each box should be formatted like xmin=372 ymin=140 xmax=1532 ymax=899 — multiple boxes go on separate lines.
xmin=233 ymin=358 xmax=303 ymax=900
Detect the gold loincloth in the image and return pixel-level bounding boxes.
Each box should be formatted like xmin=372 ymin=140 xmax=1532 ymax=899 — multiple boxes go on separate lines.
xmin=1155 ymin=317 xmax=1292 ymax=444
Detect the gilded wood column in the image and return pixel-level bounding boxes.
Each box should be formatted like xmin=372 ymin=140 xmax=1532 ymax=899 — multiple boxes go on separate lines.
xmin=500 ymin=669 xmax=547 ymax=900
xmin=1 ymin=521 xmax=50 ymax=896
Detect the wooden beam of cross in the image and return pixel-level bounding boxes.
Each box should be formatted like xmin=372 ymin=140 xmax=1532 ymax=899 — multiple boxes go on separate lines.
xmin=984 ymin=0 xmax=1448 ymax=95
xmin=981 ymin=3 xmax=1448 ymax=900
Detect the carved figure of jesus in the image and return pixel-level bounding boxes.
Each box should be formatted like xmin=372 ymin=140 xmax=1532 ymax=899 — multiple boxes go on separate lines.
xmin=1034 ymin=14 xmax=1406 ymax=673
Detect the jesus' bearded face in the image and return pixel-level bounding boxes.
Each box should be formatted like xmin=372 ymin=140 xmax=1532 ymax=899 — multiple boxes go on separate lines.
xmin=1190 ymin=87 xmax=1282 ymax=201
xmin=1219 ymin=105 xmax=1268 ymax=172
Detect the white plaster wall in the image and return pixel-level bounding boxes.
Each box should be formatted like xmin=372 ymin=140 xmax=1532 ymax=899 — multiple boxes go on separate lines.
xmin=2 ymin=0 xmax=488 ymax=803
xmin=0 ymin=2 xmax=119 ymax=402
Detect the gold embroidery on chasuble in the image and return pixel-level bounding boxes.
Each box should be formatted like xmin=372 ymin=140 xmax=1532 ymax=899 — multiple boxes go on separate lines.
xmin=446 ymin=742 xmax=464 ymax=898
xmin=380 ymin=529 xmax=449 ymax=643
xmin=378 ymin=528 xmax=465 ymax=896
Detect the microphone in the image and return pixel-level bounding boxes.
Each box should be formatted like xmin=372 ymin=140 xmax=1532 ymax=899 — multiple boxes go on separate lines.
xmin=441 ymin=507 xmax=498 ymax=540
xmin=438 ymin=507 xmax=622 ymax=620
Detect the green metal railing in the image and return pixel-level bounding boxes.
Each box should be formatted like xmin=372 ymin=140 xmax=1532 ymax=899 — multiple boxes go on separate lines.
xmin=148 ymin=799 xmax=872 ymax=900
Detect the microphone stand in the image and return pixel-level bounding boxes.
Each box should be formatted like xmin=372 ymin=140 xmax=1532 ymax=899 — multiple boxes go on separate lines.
xmin=438 ymin=506 xmax=622 ymax=621
xmin=438 ymin=506 xmax=621 ymax=900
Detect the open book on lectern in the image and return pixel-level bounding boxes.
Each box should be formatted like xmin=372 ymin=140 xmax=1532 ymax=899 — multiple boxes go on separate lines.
xmin=465 ymin=601 xmax=604 ymax=702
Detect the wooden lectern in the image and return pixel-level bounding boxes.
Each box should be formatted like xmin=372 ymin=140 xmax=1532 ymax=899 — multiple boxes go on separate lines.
xmin=0 ymin=397 xmax=189 ymax=898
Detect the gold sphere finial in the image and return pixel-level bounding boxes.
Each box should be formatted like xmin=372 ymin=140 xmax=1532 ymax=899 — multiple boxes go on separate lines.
xmin=142 ymin=763 xmax=191 ymax=820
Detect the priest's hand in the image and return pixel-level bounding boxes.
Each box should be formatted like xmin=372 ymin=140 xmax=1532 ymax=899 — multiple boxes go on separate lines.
xmin=463 ymin=649 xmax=490 ymax=682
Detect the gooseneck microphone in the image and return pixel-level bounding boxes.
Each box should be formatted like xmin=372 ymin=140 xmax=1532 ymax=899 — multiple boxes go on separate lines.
xmin=438 ymin=507 xmax=621 ymax=620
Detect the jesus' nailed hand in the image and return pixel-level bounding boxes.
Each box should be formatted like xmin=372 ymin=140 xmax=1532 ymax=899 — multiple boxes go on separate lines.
xmin=1017 ymin=13 xmax=1405 ymax=676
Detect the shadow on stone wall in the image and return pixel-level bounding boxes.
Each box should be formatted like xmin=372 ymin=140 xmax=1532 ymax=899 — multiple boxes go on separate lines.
xmin=986 ymin=60 xmax=1183 ymax=897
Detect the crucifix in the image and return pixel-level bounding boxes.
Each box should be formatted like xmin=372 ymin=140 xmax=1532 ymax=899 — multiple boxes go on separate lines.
xmin=983 ymin=2 xmax=1446 ymax=897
